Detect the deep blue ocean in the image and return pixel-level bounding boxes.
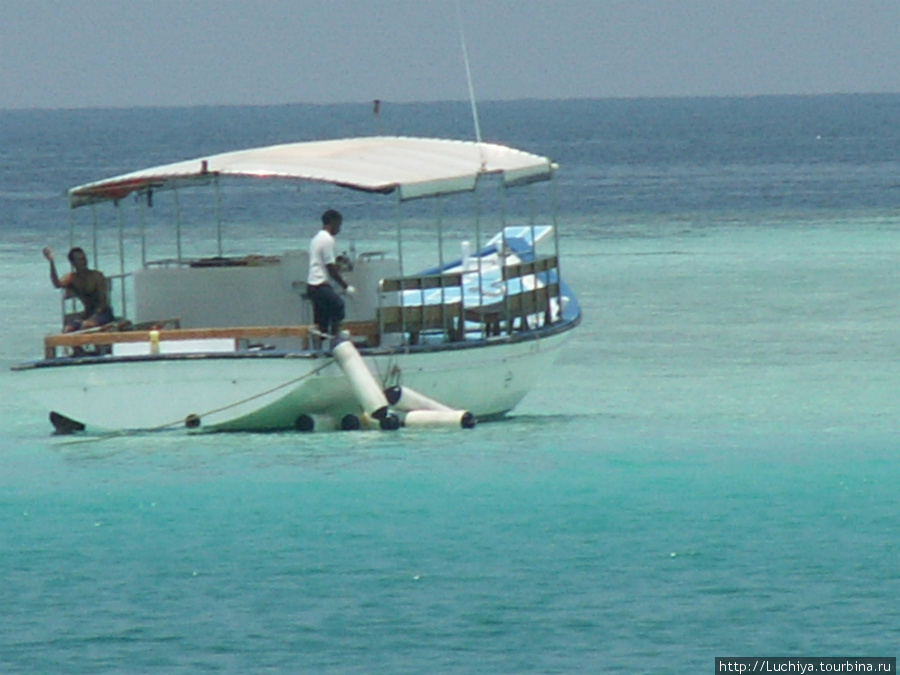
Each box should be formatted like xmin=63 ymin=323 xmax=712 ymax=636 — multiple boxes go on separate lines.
xmin=2 ymin=96 xmax=900 ymax=673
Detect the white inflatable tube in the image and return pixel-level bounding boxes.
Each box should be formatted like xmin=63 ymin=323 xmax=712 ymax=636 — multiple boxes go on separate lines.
xmin=384 ymin=385 xmax=453 ymax=412
xmin=333 ymin=341 xmax=390 ymax=420
xmin=403 ymin=409 xmax=477 ymax=429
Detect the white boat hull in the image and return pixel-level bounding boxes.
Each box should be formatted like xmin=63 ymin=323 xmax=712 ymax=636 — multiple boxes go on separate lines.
xmin=13 ymin=329 xmax=572 ymax=433
xmin=22 ymin=135 xmax=582 ymax=435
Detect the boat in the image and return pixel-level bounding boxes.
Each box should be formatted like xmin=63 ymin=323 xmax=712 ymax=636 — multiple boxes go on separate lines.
xmin=11 ymin=136 xmax=582 ymax=433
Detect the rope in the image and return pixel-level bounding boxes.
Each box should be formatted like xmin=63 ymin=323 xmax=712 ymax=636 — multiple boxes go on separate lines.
xmin=54 ymin=357 xmax=336 ymax=445
xmin=154 ymin=357 xmax=336 ymax=430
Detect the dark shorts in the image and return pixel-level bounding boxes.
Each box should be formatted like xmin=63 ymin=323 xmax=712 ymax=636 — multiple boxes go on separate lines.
xmin=307 ymin=283 xmax=345 ymax=335
xmin=66 ymin=306 xmax=115 ymax=331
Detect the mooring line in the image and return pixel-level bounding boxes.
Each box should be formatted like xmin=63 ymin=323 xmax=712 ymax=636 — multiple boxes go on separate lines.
xmin=54 ymin=357 xmax=336 ymax=445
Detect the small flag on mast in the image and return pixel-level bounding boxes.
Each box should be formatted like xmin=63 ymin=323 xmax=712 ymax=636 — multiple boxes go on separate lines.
xmin=373 ymin=99 xmax=382 ymax=135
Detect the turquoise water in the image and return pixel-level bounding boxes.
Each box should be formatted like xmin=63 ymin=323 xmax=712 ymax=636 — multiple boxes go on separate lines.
xmin=2 ymin=98 xmax=900 ymax=672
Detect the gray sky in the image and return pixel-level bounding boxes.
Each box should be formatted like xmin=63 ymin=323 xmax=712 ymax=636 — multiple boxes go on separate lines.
xmin=2 ymin=0 xmax=899 ymax=109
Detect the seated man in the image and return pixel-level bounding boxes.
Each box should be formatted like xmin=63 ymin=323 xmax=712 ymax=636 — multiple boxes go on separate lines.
xmin=43 ymin=246 xmax=114 ymax=332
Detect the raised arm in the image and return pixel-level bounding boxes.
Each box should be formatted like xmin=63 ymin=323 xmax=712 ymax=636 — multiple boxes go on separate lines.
xmin=43 ymin=247 xmax=62 ymax=288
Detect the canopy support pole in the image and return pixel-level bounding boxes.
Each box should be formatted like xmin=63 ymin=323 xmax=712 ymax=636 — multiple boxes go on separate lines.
xmin=91 ymin=205 xmax=99 ymax=268
xmin=396 ymin=192 xmax=404 ymax=277
xmin=64 ymin=209 xmax=76 ymax=325
xmin=436 ymin=198 xmax=445 ymax=273
xmin=174 ymin=187 xmax=183 ymax=266
xmin=474 ymin=184 xmax=484 ymax=338
xmin=529 ymin=183 xmax=536 ymax=259
xmin=116 ymin=202 xmax=127 ymax=318
xmin=396 ymin=193 xmax=407 ymax=343
xmin=140 ymin=193 xmax=148 ymax=268
xmin=215 ymin=176 xmax=223 ymax=257
xmin=435 ymin=199 xmax=448 ymax=331
xmin=551 ymin=170 xmax=562 ymax=316
xmin=499 ymin=182 xmax=510 ymax=331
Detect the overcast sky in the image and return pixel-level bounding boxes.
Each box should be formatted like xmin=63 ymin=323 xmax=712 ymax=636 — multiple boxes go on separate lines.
xmin=2 ymin=0 xmax=899 ymax=110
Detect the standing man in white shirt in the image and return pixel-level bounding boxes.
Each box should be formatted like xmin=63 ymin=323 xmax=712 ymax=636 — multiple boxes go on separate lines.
xmin=307 ymin=209 xmax=354 ymax=340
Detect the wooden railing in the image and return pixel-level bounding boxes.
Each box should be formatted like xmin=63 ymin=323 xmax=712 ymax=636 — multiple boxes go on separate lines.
xmin=377 ymin=272 xmax=464 ymax=345
xmin=42 ymin=255 xmax=561 ymax=358
xmin=43 ymin=321 xmax=379 ymax=359
xmin=465 ymin=254 xmax=560 ymax=336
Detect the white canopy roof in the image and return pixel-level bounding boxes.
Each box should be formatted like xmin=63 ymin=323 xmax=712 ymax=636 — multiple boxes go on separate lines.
xmin=68 ymin=136 xmax=555 ymax=208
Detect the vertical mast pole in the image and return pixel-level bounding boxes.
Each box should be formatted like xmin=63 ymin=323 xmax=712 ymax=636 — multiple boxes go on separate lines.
xmin=455 ymin=0 xmax=482 ymax=145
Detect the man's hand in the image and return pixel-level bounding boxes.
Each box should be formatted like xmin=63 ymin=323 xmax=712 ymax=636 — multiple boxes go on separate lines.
xmin=42 ymin=247 xmax=54 ymax=262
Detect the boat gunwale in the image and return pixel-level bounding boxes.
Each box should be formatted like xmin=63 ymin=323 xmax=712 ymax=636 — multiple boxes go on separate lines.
xmin=11 ymin=313 xmax=581 ymax=372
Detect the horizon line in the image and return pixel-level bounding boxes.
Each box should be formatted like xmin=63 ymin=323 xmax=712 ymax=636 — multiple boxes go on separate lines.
xmin=3 ymin=91 xmax=900 ymax=114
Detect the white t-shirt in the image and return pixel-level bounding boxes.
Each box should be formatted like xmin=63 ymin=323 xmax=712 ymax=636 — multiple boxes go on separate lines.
xmin=307 ymin=228 xmax=336 ymax=285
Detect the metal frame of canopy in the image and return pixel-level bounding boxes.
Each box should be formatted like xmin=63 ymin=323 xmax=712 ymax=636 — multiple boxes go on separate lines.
xmin=61 ymin=136 xmax=562 ymax=340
